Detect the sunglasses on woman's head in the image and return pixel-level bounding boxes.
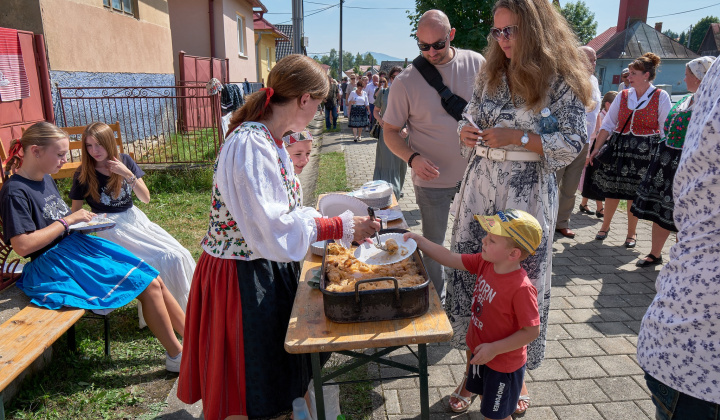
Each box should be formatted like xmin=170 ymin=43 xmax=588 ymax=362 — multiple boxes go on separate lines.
xmin=490 ymin=25 xmax=518 ymax=41
xmin=417 ymin=34 xmax=449 ymax=51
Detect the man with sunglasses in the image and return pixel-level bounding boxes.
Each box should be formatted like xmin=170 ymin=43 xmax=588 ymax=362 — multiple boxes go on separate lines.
xmin=382 ymin=9 xmax=485 ymax=302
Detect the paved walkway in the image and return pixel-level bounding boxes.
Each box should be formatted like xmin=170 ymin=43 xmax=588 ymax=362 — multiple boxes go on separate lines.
xmin=324 ymin=114 xmax=668 ymax=420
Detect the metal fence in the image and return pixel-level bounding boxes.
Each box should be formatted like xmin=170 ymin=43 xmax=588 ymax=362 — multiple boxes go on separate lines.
xmin=56 ymin=85 xmax=222 ymax=165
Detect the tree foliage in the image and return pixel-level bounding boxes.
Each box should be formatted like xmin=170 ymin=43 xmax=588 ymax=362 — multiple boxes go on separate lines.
xmin=407 ymin=0 xmax=493 ymax=53
xmin=557 ymin=1 xmax=597 ymax=45
xmin=312 ymin=49 xmax=384 ymax=78
xmin=689 ymin=16 xmax=719 ymax=53
xmin=679 ymin=32 xmax=687 ymax=46
xmin=663 ymin=29 xmax=679 ymax=40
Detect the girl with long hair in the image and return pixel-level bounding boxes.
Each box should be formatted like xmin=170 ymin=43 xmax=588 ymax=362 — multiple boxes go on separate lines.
xmin=0 ymin=122 xmax=185 ymax=372
xmin=176 ymin=54 xmax=379 ymax=420
xmin=448 ymin=0 xmax=593 ymax=414
xmin=69 ymin=122 xmax=195 ymax=328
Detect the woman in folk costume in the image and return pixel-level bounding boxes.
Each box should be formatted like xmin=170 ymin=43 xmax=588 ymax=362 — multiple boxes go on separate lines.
xmin=177 ymin=54 xmax=379 ymax=420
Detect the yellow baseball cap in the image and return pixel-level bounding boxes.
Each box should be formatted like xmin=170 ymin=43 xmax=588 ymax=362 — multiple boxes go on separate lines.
xmin=474 ymin=209 xmax=542 ymax=255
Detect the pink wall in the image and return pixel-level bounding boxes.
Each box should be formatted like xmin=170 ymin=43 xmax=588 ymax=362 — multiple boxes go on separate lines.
xmin=168 ymin=0 xmax=211 ymax=79
xmin=168 ymin=0 xmax=256 ymax=82
xmin=222 ymin=0 xmax=256 ymax=82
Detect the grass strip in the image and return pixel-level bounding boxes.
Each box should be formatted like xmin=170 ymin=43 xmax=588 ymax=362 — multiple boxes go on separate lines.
xmin=315 ymin=151 xmax=350 ymax=200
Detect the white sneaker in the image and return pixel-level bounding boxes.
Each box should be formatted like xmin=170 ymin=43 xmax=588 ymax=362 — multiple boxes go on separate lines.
xmin=166 ymin=351 xmax=182 ymax=373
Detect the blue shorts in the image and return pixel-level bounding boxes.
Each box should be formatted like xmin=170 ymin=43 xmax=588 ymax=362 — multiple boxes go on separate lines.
xmin=465 ymin=360 xmax=525 ymax=420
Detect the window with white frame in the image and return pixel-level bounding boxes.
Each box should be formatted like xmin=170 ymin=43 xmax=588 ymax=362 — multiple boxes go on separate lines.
xmin=237 ymin=14 xmax=246 ymax=56
xmin=267 ymin=47 xmax=271 ymax=71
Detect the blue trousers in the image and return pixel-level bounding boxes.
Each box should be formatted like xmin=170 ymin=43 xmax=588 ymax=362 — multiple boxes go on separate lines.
xmin=325 ymin=105 xmax=338 ymax=129
xmin=645 ymin=372 xmax=720 ymax=419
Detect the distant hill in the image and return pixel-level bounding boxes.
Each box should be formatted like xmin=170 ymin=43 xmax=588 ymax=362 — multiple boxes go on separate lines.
xmin=365 ymin=51 xmax=403 ymax=63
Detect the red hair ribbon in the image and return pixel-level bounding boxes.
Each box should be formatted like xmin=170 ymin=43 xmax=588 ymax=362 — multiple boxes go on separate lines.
xmin=4 ymin=142 xmax=24 ymax=169
xmin=259 ymin=87 xmax=274 ymax=116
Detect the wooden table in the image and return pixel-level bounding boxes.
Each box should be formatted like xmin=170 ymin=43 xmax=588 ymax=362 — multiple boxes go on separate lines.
xmin=285 ymin=205 xmax=453 ymax=419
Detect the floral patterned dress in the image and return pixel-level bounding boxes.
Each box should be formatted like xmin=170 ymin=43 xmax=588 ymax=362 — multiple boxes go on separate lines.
xmin=447 ymin=76 xmax=586 ymax=369
xmin=630 ymin=94 xmax=694 ymax=232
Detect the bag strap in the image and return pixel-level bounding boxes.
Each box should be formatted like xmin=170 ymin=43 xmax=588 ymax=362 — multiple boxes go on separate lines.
xmin=618 ymin=87 xmax=658 ymax=133
xmin=412 ymin=55 xmax=467 ymax=121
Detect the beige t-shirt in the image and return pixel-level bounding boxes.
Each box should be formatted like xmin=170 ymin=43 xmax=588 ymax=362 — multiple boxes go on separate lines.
xmin=384 ymin=48 xmax=485 ymax=188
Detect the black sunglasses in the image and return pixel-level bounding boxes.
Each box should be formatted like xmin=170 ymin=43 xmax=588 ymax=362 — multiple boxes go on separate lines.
xmin=490 ymin=25 xmax=518 ymax=41
xmin=417 ymin=34 xmax=449 ymax=51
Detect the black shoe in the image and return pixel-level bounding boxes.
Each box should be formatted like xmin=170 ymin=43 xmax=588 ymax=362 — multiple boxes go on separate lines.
xmin=624 ymin=235 xmax=637 ymax=248
xmin=636 ymin=254 xmax=663 ymax=267
xmin=596 ymin=207 xmax=604 ymax=218
xmin=579 ymin=204 xmax=593 ymax=214
xmin=595 ymin=229 xmax=610 ymax=240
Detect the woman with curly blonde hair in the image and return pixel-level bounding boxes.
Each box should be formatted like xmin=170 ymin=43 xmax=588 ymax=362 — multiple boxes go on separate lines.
xmin=446 ymin=0 xmax=593 ymax=414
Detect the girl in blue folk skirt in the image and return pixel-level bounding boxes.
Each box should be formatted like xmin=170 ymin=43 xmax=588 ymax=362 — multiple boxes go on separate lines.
xmin=0 ymin=122 xmax=185 ymax=372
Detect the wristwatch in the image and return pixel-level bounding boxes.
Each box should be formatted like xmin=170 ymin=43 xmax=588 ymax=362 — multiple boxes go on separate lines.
xmin=520 ymin=132 xmax=529 ymax=147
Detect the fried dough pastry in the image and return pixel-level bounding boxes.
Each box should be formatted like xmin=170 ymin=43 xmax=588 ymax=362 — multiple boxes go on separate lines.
xmin=324 ymin=243 xmax=425 ymax=292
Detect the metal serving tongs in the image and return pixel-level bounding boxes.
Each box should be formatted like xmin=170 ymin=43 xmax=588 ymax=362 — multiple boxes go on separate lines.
xmin=367 ymin=207 xmax=388 ymax=251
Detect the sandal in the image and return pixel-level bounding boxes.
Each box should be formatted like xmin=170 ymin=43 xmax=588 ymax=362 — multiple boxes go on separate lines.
xmin=596 ymin=207 xmax=604 ymax=218
xmin=449 ymin=372 xmax=475 ymax=413
xmin=636 ymin=253 xmax=663 ymax=267
xmin=579 ymin=204 xmax=593 ymax=214
xmin=625 ymin=234 xmax=637 ymax=248
xmin=515 ymin=394 xmax=531 ymax=415
xmin=595 ymin=229 xmax=610 ymax=240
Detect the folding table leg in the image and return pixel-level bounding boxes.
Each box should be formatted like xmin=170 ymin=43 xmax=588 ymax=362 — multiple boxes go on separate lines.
xmin=311 ymin=352 xmax=326 ymax=420
xmin=418 ymin=344 xmax=429 ymax=420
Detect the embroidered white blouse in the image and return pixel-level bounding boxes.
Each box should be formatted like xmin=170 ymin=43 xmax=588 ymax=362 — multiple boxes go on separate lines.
xmin=201 ymin=122 xmax=351 ymax=262
xmin=599 ymin=84 xmax=671 ymax=137
xmin=637 ymin=58 xmax=720 ymax=404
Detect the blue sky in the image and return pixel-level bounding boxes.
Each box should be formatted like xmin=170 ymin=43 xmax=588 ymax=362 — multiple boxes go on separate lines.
xmin=261 ymin=0 xmax=720 ymax=59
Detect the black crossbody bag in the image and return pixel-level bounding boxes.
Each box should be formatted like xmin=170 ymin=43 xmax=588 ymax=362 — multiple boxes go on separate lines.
xmin=595 ymin=88 xmax=657 ymax=165
xmin=412 ymin=55 xmax=467 ymax=121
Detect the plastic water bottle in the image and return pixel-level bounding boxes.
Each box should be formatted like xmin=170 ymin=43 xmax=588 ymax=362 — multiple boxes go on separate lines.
xmin=292 ymin=398 xmax=311 ymax=420
xmin=538 ymin=107 xmax=559 ymax=134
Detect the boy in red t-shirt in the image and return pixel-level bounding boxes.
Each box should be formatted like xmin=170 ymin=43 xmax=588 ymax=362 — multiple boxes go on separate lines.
xmin=404 ymin=209 xmax=541 ymax=419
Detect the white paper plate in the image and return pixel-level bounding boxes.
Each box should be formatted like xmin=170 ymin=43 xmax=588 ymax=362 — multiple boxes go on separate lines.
xmin=311 ymin=240 xmax=326 ymax=256
xmin=375 ymin=209 xmax=403 ymax=222
xmin=318 ymin=193 xmax=368 ymax=218
xmin=353 ymin=233 xmax=417 ymax=265
xmin=69 ymin=219 xmax=116 ymax=233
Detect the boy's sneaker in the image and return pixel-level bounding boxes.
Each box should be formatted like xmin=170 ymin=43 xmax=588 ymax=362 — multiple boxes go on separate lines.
xmin=166 ymin=351 xmax=182 ymax=373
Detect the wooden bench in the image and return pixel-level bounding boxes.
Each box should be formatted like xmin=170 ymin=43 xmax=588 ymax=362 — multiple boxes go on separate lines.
xmin=0 ymin=237 xmax=109 ymax=419
xmin=0 ymin=305 xmax=84 ymax=419
xmin=52 ymin=121 xmax=129 ymax=180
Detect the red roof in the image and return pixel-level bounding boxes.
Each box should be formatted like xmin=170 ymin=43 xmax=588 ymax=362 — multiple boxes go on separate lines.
xmin=586 ymin=26 xmax=617 ymax=51
xmin=253 ymin=13 xmax=288 ymax=39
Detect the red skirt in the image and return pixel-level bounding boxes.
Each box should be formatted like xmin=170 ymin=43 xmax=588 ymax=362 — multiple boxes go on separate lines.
xmin=177 ymin=252 xmax=309 ymax=420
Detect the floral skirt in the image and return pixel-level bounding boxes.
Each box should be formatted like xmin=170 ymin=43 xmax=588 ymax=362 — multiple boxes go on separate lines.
xmin=590 ymin=133 xmax=658 ymax=200
xmin=630 ymin=141 xmax=681 ymax=232
xmin=178 ymin=253 xmax=318 ymax=420
xmin=348 ymin=104 xmax=369 ymax=127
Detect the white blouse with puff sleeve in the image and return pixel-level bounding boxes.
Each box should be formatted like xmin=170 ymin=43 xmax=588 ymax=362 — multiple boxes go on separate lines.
xmin=201 ymin=122 xmax=352 ymax=262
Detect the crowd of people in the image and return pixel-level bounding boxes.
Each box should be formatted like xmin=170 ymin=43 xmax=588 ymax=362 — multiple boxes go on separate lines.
xmin=1 ymin=0 xmax=719 ymax=418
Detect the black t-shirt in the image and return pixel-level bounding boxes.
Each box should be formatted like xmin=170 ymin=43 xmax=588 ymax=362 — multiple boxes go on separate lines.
xmin=69 ymin=154 xmax=145 ymax=214
xmin=0 ymin=174 xmax=71 ymax=260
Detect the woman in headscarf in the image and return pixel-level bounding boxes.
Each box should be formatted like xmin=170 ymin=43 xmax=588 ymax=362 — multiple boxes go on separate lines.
xmin=630 ymin=56 xmax=716 ymax=267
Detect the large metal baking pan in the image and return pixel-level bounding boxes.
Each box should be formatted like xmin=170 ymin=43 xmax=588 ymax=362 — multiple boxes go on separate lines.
xmin=320 ymin=228 xmax=430 ymax=323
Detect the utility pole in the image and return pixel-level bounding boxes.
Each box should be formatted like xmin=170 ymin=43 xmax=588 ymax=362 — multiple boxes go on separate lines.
xmin=292 ymin=0 xmax=303 ymax=54
xmin=686 ymin=24 xmax=693 ymax=49
xmin=339 ymin=0 xmax=343 ymax=79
